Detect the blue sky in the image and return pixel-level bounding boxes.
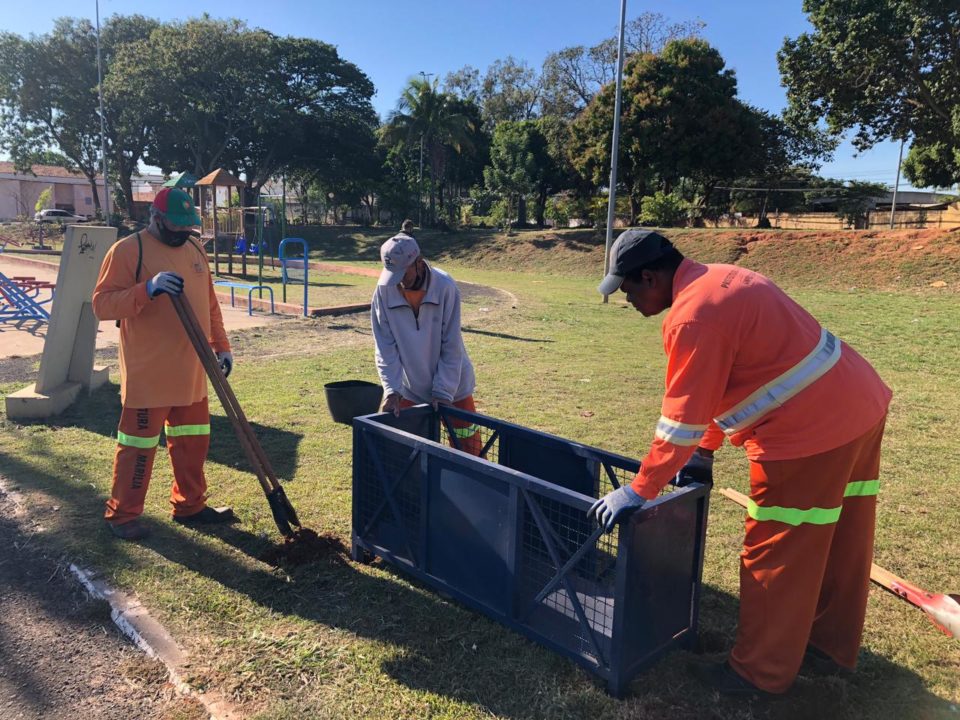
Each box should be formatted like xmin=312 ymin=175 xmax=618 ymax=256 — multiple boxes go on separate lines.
xmin=6 ymin=0 xmax=918 ymax=189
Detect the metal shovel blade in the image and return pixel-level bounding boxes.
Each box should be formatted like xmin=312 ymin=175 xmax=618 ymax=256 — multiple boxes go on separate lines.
xmin=266 ymin=485 xmax=301 ymax=538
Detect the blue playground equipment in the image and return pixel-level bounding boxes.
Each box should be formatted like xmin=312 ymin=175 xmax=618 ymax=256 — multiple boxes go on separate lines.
xmin=0 ymin=272 xmax=54 ymax=324
xmin=214 ymin=279 xmax=275 ymax=316
xmin=278 ymin=237 xmax=308 ymax=316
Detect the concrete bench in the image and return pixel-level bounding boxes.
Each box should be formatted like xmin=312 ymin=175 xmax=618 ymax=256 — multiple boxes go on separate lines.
xmin=213 ymin=280 xmax=275 ymax=316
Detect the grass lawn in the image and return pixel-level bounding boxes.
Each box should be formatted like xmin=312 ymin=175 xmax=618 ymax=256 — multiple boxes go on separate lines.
xmin=214 ymin=263 xmax=379 ymax=310
xmin=1 ymin=228 xmax=959 ymax=719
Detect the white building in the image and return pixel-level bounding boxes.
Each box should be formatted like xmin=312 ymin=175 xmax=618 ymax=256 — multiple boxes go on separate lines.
xmin=0 ymin=162 xmax=113 ymax=221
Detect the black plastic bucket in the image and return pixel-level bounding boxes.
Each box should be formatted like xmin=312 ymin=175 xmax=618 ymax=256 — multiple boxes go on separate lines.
xmin=324 ymin=380 xmax=384 ymax=424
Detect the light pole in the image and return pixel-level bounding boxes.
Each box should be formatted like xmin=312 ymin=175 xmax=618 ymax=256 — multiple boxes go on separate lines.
xmin=889 ymin=137 xmax=906 ymax=229
xmin=417 ymin=71 xmax=433 ymax=227
xmin=602 ymin=0 xmax=628 ymax=304
xmin=95 ymin=0 xmax=110 ymax=222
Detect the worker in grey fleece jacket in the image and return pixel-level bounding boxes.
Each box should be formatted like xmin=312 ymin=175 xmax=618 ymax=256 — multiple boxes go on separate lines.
xmin=371 ymin=221 xmax=481 ymax=454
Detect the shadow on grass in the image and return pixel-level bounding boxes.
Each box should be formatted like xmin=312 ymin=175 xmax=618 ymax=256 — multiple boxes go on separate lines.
xmin=0 ymin=450 xmax=953 ymax=720
xmin=32 ymin=381 xmax=304 ymax=482
xmin=462 ymin=327 xmax=554 ymax=344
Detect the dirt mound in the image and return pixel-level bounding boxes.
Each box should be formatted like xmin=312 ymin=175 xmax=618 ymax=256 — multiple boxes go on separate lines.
xmin=258 ymin=528 xmax=349 ymax=567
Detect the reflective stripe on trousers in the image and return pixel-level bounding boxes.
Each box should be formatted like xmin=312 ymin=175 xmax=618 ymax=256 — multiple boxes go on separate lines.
xmin=715 ymin=328 xmax=841 ymax=435
xmin=746 ymin=479 xmax=880 ymax=526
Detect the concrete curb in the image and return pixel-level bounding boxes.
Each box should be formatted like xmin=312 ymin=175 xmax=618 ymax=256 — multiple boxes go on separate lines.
xmin=69 ymin=565 xmax=244 ymax=720
xmin=0 ymin=477 xmax=242 ymax=719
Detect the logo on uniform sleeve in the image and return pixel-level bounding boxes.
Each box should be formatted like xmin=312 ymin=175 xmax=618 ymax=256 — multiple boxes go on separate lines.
xmin=194 ymin=262 xmax=204 ymax=273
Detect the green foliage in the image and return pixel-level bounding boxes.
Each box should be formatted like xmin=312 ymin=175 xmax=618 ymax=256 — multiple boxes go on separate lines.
xmin=382 ymin=77 xmax=477 ymax=227
xmin=570 ymin=39 xmax=774 ymax=223
xmin=484 ymin=120 xmax=560 ymax=227
xmin=779 ymin=0 xmax=960 ymax=185
xmin=640 ymin=191 xmax=686 ymax=226
xmin=34 ymin=188 xmax=51 ymax=214
xmin=830 ymin=181 xmax=889 ymax=228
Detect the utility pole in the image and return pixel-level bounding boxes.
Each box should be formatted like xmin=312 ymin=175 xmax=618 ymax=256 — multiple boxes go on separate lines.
xmin=602 ymin=0 xmax=628 ymax=303
xmin=889 ymin=137 xmax=905 ymax=229
xmin=95 ymin=0 xmax=110 ymax=222
xmin=417 ymin=71 xmax=433 ymax=228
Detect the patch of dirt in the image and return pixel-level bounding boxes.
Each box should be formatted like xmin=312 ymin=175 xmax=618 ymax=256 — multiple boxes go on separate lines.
xmin=258 ymin=527 xmax=349 ymax=567
xmin=0 ymin=485 xmax=206 ymax=720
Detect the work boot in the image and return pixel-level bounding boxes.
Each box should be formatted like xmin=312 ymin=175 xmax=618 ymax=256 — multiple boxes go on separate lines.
xmin=173 ymin=506 xmax=236 ymax=525
xmin=689 ymin=660 xmax=771 ymax=697
xmin=802 ymin=645 xmax=853 ymax=677
xmin=107 ymin=518 xmax=150 ymax=541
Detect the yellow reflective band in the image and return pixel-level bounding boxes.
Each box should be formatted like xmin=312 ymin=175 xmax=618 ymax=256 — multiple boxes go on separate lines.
xmin=654 ymin=416 xmax=707 ymax=446
xmin=164 ymin=423 xmax=211 ymax=437
xmin=117 ymin=431 xmax=160 ymax=449
xmin=844 ymin=480 xmax=879 ymax=498
xmin=716 ymin=328 xmax=841 ymax=435
xmin=452 ymin=423 xmax=480 ymax=438
xmin=746 ymin=498 xmax=841 ymax=526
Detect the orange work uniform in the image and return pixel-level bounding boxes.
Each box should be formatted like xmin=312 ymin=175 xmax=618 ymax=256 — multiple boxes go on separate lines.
xmin=630 ymin=259 xmax=892 ymax=693
xmin=92 ymin=230 xmax=230 ymax=523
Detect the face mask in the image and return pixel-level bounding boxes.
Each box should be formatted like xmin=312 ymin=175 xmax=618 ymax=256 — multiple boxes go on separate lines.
xmin=158 ymin=224 xmax=194 ymax=247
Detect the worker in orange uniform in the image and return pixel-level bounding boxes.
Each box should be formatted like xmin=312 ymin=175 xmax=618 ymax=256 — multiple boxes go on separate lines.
xmin=371 ymin=220 xmax=482 ymax=455
xmin=93 ymin=188 xmax=236 ymax=541
xmin=589 ymin=229 xmax=892 ymax=696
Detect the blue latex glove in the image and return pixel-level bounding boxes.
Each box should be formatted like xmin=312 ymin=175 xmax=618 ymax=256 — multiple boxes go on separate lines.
xmin=675 ymin=451 xmax=714 ymax=487
xmin=589 ymin=485 xmax=646 ymax=533
xmin=216 ymin=351 xmax=234 ymax=377
xmin=146 ymin=271 xmax=184 ymax=298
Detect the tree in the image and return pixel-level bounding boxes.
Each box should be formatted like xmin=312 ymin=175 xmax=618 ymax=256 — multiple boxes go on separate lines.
xmin=383 ymin=78 xmax=473 ymax=226
xmin=569 ymin=40 xmax=766 ymax=223
xmin=779 ymin=0 xmax=960 ymax=186
xmin=109 ymin=18 xmax=377 ymax=200
xmin=35 ymin=187 xmax=52 ymax=214
xmin=480 ymin=57 xmax=541 ymax=129
xmin=541 ymin=12 xmax=705 ymax=119
xmin=443 ymin=66 xmax=481 ymax=103
xmin=484 ymin=120 xmax=558 ymax=228
xmin=0 ymin=20 xmax=106 ymax=212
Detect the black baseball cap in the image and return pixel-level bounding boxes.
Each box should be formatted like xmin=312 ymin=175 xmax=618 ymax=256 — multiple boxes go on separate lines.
xmin=598 ymin=229 xmax=674 ymax=295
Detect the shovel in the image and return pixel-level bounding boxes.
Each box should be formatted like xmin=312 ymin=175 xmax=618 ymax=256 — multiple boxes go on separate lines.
xmin=170 ymin=293 xmax=301 ymax=538
xmin=719 ymin=487 xmax=960 ymax=639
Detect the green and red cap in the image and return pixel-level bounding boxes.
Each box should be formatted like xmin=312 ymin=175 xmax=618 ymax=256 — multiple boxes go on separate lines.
xmin=153 ymin=187 xmax=201 ymax=226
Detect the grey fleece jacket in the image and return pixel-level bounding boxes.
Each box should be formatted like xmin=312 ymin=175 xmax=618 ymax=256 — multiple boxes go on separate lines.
xmin=371 ymin=266 xmax=476 ymax=404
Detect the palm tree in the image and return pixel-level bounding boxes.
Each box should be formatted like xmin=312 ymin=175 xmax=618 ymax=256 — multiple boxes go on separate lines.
xmin=383 ymin=77 xmax=473 ymax=226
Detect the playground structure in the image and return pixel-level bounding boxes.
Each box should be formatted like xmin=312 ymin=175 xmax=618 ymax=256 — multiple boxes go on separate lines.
xmin=278 ymin=237 xmax=308 ymax=316
xmin=0 ymin=272 xmax=55 ymax=324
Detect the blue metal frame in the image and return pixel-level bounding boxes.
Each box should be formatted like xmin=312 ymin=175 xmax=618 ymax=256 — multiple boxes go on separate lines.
xmin=213 ymin=279 xmax=275 ymax=316
xmin=352 ymin=405 xmax=710 ymax=696
xmin=278 ymin=237 xmax=308 ymax=316
xmin=0 ymin=272 xmax=53 ymax=323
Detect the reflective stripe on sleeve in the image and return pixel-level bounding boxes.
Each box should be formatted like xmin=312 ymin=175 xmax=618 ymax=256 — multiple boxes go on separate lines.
xmin=164 ymin=423 xmax=211 ymax=437
xmin=117 ymin=431 xmax=161 ymax=449
xmin=715 ymin=328 xmax=841 ymax=435
xmin=654 ymin=416 xmax=708 ymax=446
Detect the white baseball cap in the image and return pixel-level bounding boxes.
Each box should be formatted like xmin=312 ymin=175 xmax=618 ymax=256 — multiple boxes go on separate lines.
xmin=378 ymin=233 xmax=421 ymax=286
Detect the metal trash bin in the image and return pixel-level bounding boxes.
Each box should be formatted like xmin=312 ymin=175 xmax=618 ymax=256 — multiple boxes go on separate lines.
xmin=351 ymin=404 xmax=710 ymax=696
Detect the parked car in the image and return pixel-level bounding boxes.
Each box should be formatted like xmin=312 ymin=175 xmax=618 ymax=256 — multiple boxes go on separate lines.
xmin=34 ymin=209 xmax=88 ymax=224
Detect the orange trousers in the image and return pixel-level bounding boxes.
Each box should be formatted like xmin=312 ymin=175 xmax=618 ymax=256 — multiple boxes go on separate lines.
xmin=729 ymin=416 xmax=886 ymax=693
xmin=399 ymin=395 xmax=483 ymax=456
xmin=104 ymin=397 xmax=211 ymax=525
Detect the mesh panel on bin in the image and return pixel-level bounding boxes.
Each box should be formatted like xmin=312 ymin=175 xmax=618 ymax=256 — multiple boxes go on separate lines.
xmin=356 ymin=429 xmax=422 ymax=563
xmin=439 ymin=412 xmax=500 ymax=463
xmin=518 ymin=490 xmax=618 ymax=665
